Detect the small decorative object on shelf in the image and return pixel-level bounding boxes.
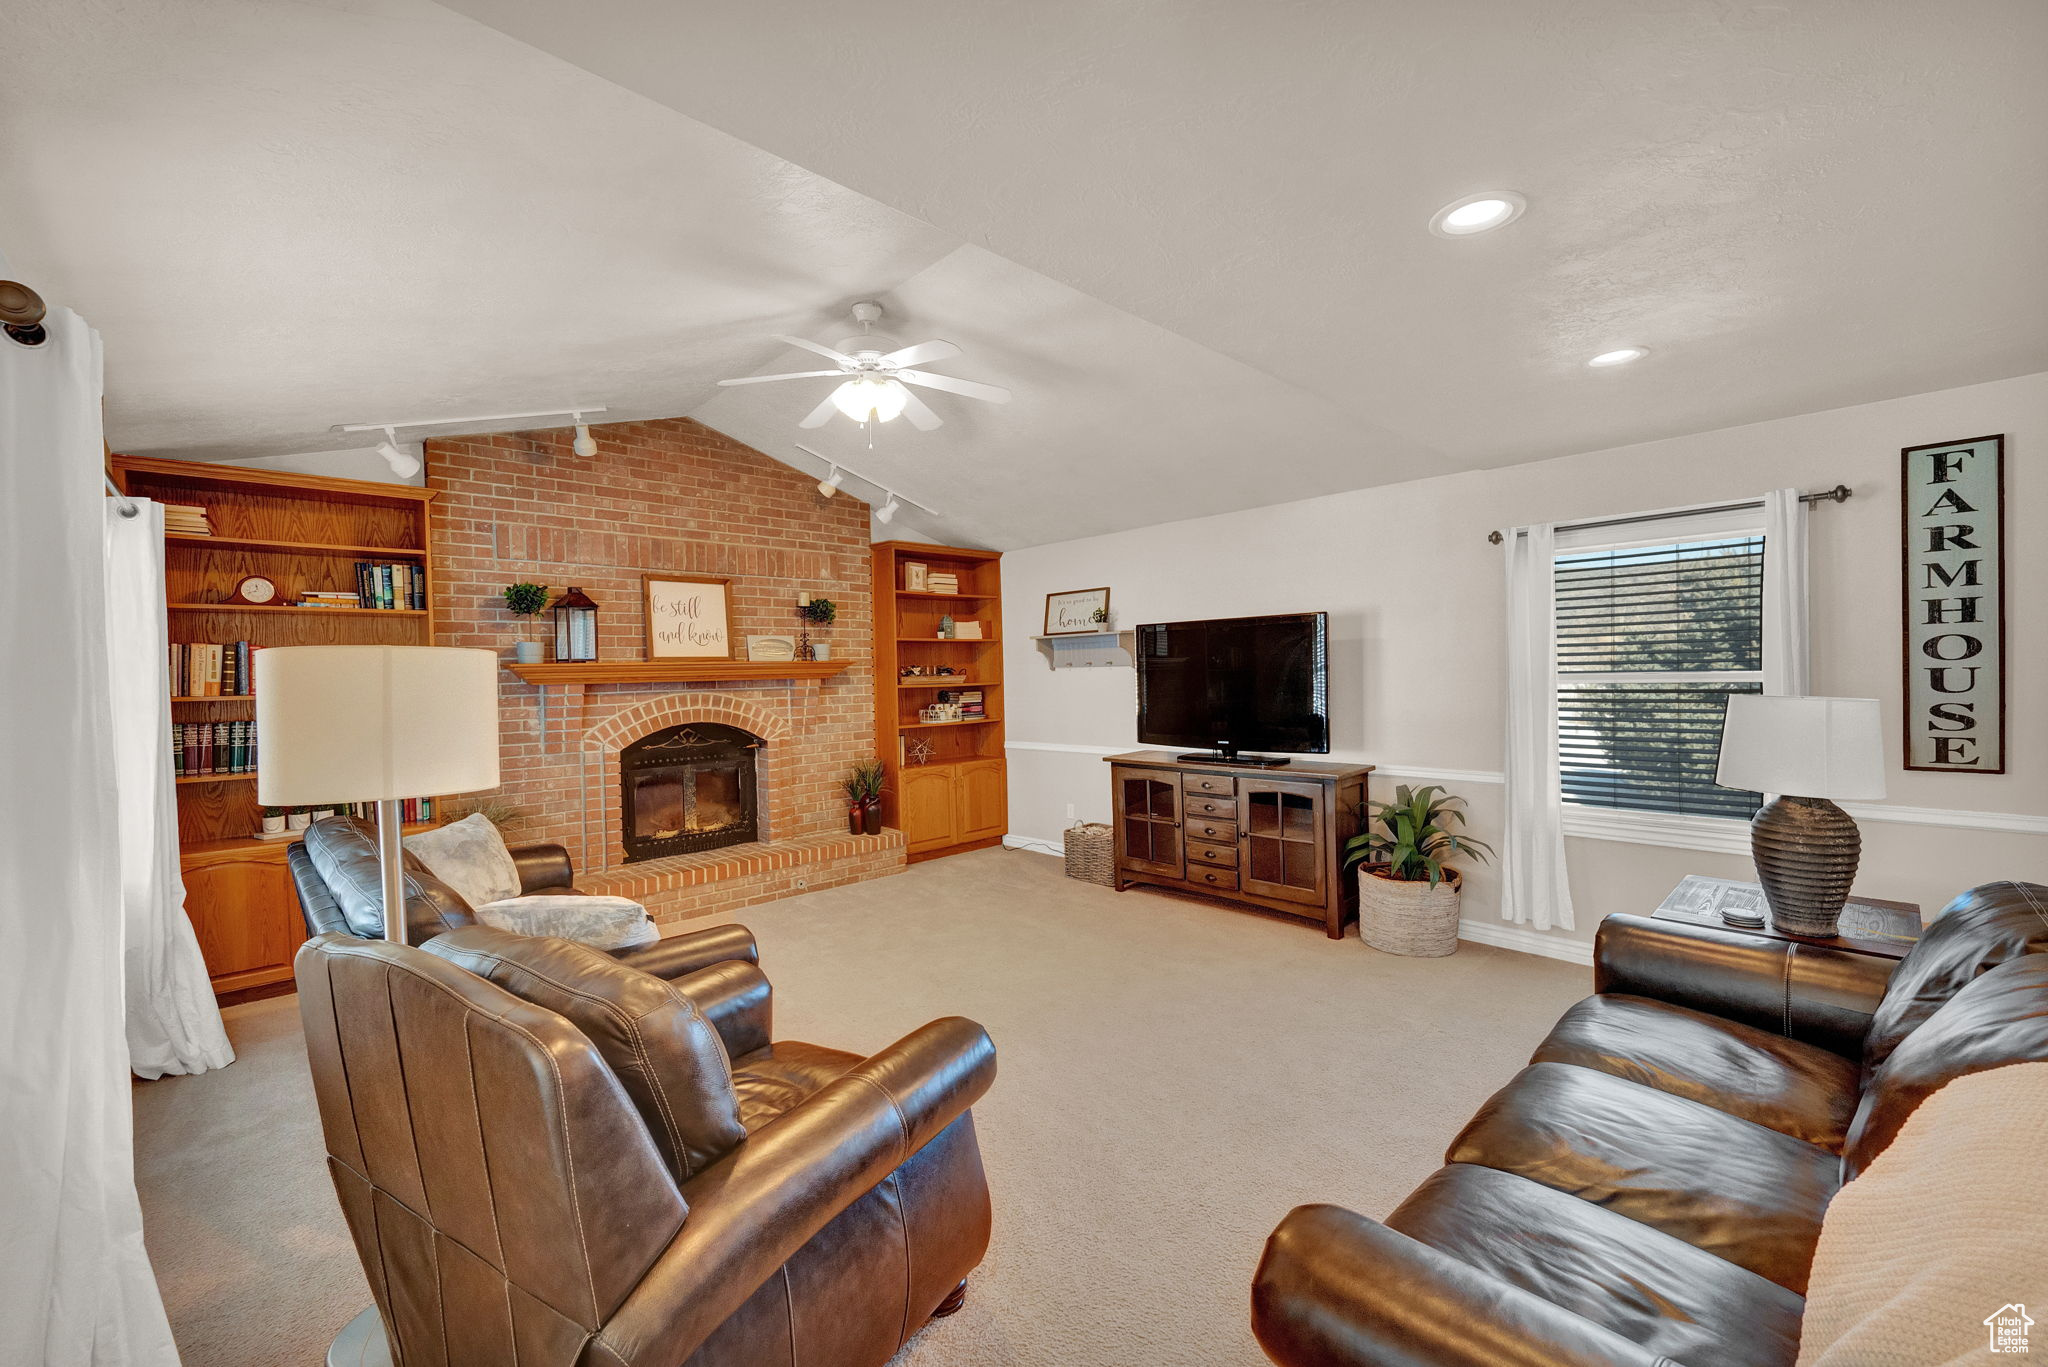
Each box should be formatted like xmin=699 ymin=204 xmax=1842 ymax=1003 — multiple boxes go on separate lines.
xmin=904 ymin=562 xmax=928 ymax=592
xmin=258 ymin=807 xmax=287 ymax=836
xmin=286 ymin=809 xmax=313 ymax=831
xmin=1343 ymin=785 xmax=1493 ymax=957
xmin=746 ymin=634 xmax=797 ymax=662
xmin=551 ymin=585 xmax=599 ymax=662
xmin=230 ymin=573 xmax=278 ymax=606
xmin=938 ymin=613 xmax=956 ymax=639
xmin=797 ymin=596 xmax=836 ymax=625
xmin=1044 ymin=587 xmax=1111 ymax=636
xmin=503 ymin=582 xmax=549 ymax=664
xmin=905 ymin=737 xmax=935 ymax=767
xmin=921 ymin=701 xmax=965 ymax=723
xmin=643 ymin=575 xmax=732 ymax=659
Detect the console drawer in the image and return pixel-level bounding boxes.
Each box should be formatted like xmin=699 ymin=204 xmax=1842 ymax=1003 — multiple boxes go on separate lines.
xmin=1183 ymin=795 xmax=1236 ymax=820
xmin=1186 ymin=840 xmax=1239 ymax=869
xmin=1185 ymin=817 xmax=1238 ymax=844
xmin=1181 ymin=772 xmax=1237 ymax=797
xmin=1184 ymin=865 xmax=1239 ymax=892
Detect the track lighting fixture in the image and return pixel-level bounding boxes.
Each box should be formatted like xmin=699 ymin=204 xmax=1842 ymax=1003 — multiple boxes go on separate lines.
xmin=791 ymin=445 xmax=937 ymax=528
xmin=817 ymin=465 xmax=846 ymax=498
xmin=335 ymin=407 xmax=607 ymax=476
xmin=874 ymin=495 xmax=901 ymax=524
xmin=373 ymin=427 xmax=421 ymax=478
xmin=571 ymin=414 xmax=597 ymax=457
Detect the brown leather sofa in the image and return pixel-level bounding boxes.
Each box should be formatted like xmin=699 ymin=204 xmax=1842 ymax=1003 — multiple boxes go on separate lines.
xmin=286 ymin=815 xmax=745 ymax=980
xmin=298 ymin=925 xmax=997 ymax=1367
xmin=1252 ymin=880 xmax=2048 ymax=1367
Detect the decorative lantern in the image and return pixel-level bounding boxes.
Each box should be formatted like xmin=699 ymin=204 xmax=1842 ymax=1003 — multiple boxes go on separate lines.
xmin=550 ymin=586 xmax=599 ymax=662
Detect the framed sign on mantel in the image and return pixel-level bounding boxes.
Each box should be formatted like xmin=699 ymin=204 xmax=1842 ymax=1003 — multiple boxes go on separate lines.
xmin=1044 ymin=587 xmax=1111 ymax=635
xmin=1901 ymin=434 xmax=2004 ymax=773
xmin=644 ymin=574 xmax=734 ymax=660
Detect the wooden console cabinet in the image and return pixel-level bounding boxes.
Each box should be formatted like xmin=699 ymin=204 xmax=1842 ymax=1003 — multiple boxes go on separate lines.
xmin=1105 ymin=751 xmax=1372 ymax=938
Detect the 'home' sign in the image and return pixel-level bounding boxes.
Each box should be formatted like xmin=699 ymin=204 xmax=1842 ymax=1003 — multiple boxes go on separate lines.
xmin=1902 ymin=434 xmax=2005 ymax=773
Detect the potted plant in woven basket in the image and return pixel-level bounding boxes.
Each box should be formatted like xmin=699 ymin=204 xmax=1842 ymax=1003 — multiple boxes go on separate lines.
xmin=1342 ymin=785 xmax=1492 ymax=957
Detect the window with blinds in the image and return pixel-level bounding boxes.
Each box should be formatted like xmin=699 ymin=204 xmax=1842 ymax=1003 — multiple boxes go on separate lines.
xmin=1555 ymin=536 xmax=1765 ymax=820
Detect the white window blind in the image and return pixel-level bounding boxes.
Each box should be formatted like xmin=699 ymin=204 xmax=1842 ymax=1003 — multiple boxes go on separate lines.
xmin=1554 ymin=533 xmax=1766 ymax=821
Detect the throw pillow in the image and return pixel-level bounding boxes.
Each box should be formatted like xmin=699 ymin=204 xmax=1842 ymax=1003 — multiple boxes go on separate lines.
xmin=402 ymin=812 xmax=520 ymax=910
xmin=474 ymin=893 xmax=660 ymax=951
xmin=1797 ymin=1062 xmax=2048 ymax=1364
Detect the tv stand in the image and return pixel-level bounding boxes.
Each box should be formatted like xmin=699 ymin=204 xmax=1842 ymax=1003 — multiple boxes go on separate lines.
xmin=1175 ymin=751 xmax=1292 ymax=769
xmin=1108 ymin=751 xmax=1374 ymax=939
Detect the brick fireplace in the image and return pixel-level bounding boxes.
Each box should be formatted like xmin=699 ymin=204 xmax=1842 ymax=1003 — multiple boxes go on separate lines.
xmin=426 ymin=417 xmax=905 ymax=924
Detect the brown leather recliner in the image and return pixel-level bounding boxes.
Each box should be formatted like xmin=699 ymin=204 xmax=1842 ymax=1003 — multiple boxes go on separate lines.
xmin=285 ymin=815 xmax=744 ymax=981
xmin=298 ymin=926 xmax=996 ymax=1366
xmin=1252 ymin=880 xmax=2048 ymax=1367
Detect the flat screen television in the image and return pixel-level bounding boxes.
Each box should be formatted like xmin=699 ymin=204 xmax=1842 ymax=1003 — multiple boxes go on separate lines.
xmin=1135 ymin=612 xmax=1329 ymax=764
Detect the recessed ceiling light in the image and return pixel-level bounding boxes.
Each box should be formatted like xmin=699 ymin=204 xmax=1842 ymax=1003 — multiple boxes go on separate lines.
xmin=1429 ymin=191 xmax=1527 ymax=237
xmin=1587 ymin=346 xmax=1650 ymax=368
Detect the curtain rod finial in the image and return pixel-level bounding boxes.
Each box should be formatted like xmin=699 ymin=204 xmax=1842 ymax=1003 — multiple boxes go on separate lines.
xmin=1487 ymin=529 xmax=1504 ymax=545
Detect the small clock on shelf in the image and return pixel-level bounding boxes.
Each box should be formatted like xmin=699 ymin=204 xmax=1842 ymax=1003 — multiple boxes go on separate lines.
xmin=229 ymin=574 xmax=278 ymax=606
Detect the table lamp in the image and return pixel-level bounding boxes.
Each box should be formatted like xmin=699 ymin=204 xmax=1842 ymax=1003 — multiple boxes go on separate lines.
xmin=256 ymin=646 xmax=500 ymax=944
xmin=1714 ymin=695 xmax=1886 ymax=937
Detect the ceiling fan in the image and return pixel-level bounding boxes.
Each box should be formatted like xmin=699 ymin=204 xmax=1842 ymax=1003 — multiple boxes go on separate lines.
xmin=717 ymin=300 xmax=1011 ymax=431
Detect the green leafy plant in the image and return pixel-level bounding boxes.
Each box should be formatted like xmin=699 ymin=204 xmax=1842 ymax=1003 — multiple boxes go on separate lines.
xmin=843 ymin=758 xmax=887 ymax=804
xmin=799 ymin=597 xmax=837 ymax=625
xmin=503 ymin=582 xmax=549 ymax=637
xmin=1342 ymin=784 xmax=1493 ymax=888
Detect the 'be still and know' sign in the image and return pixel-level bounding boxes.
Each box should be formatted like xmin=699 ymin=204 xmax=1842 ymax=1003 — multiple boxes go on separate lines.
xmin=1902 ymin=434 xmax=2005 ymax=773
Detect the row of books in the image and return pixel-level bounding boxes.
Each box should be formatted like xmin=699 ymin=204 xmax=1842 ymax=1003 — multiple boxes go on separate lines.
xmin=353 ymin=561 xmax=426 ymax=610
xmin=926 ymin=571 xmax=960 ymax=594
xmin=935 ymin=688 xmax=987 ymax=718
xmin=163 ymin=502 xmax=212 ymax=535
xmin=171 ymin=641 xmax=259 ymax=696
xmin=339 ymin=798 xmax=439 ymax=824
xmin=174 ymin=721 xmax=257 ymax=777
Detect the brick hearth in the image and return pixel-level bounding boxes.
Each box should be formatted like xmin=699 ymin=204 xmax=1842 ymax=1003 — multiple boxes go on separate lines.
xmin=427 ymin=417 xmax=905 ymax=924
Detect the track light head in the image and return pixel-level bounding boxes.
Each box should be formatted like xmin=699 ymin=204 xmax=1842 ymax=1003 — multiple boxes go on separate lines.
xmin=572 ymin=423 xmax=597 ymax=457
xmin=374 ymin=427 xmax=421 ymax=478
xmin=874 ymin=494 xmax=900 ymax=525
xmin=817 ymin=465 xmax=845 ymax=498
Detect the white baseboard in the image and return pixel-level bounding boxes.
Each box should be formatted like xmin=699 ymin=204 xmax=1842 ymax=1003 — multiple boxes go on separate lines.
xmin=1455 ymin=918 xmax=1595 ymax=966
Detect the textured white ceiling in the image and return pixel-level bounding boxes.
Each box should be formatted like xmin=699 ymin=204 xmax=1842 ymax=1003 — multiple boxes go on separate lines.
xmin=5 ymin=0 xmax=2044 ymax=550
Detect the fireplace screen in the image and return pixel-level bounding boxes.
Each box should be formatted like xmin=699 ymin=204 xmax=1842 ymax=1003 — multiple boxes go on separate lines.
xmin=619 ymin=723 xmax=760 ymax=862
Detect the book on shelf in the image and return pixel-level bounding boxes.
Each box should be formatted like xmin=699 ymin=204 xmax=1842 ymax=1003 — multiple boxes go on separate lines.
xmin=169 ymin=641 xmax=258 ymax=696
xmin=348 ymin=560 xmax=426 ymax=610
xmin=161 ymin=502 xmax=213 ymax=535
xmin=936 ymin=688 xmax=986 ymax=718
xmin=340 ymin=797 xmax=438 ymax=825
xmin=926 ymin=573 xmax=959 ymax=593
xmin=172 ymin=719 xmax=258 ymax=777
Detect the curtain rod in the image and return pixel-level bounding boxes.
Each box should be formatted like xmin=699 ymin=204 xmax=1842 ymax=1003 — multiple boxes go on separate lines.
xmin=104 ymin=473 xmax=140 ymax=518
xmin=1485 ymin=484 xmax=1850 ymax=545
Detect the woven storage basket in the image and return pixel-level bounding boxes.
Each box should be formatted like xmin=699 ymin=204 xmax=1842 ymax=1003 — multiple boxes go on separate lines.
xmin=1063 ymin=823 xmax=1116 ymax=886
xmin=1357 ymin=866 xmax=1462 ymax=956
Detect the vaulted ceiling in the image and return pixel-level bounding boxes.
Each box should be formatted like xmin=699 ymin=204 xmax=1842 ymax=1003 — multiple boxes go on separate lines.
xmin=4 ymin=0 xmax=2043 ymax=548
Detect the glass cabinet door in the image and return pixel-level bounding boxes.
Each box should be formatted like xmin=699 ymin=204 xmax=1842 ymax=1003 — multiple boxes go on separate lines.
xmin=1114 ymin=769 xmax=1184 ymax=876
xmin=1239 ymin=778 xmax=1325 ymax=905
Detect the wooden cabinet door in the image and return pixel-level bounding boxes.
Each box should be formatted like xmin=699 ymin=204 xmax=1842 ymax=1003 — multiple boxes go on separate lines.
xmin=183 ymin=854 xmax=301 ymax=993
xmin=899 ymin=766 xmax=959 ymax=854
xmin=1113 ymin=766 xmax=1183 ymax=877
xmin=954 ymin=758 xmax=1006 ymax=842
xmin=1238 ymin=777 xmax=1327 ymax=906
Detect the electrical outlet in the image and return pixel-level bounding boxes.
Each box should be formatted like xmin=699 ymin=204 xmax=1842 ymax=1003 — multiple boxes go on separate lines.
xmin=794 ymin=877 xmax=808 ymax=889
xmin=1065 ymin=802 xmax=1077 ymax=822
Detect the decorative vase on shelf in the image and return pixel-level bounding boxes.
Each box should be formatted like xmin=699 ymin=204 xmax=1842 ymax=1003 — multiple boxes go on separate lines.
xmin=813 ymin=642 xmax=831 ymax=661
xmin=260 ymin=814 xmax=286 ymax=835
xmin=514 ymin=640 xmax=543 ymax=664
xmin=286 ymin=811 xmax=312 ymax=831
xmin=848 ymin=804 xmax=865 ymax=835
xmin=862 ymin=798 xmax=883 ymax=836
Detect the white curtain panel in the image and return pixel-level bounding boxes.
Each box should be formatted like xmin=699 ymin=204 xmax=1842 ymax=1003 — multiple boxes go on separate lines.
xmin=0 ymin=305 xmax=183 ymax=1365
xmin=108 ymin=500 xmax=232 ymax=1079
xmin=1762 ymin=487 xmax=1811 ymax=696
xmin=1500 ymin=522 xmax=1575 ymax=931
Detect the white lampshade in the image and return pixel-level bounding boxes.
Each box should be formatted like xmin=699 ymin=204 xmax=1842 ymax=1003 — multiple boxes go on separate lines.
xmin=255 ymin=646 xmax=500 ymax=806
xmin=830 ymin=376 xmax=908 ymax=423
xmin=1715 ymin=695 xmax=1887 ymax=800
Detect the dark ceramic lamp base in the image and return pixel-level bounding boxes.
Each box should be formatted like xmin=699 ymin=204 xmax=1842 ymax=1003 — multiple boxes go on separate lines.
xmin=1750 ymin=794 xmax=1861 ymax=936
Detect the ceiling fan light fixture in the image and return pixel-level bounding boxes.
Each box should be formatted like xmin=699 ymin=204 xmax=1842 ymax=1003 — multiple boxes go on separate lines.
xmin=1429 ymin=191 xmax=1527 ymax=237
xmin=830 ymin=375 xmax=909 ymax=424
xmin=374 ymin=427 xmax=421 ymax=478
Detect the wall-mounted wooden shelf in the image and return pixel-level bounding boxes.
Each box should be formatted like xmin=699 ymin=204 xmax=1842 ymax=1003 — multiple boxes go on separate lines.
xmin=1033 ymin=630 xmax=1135 ymax=669
xmin=166 ymin=533 xmax=427 ymax=556
xmin=168 ymin=602 xmax=429 ymax=616
xmin=898 ymin=678 xmax=1000 ymax=689
xmin=176 ymin=772 xmax=255 ymax=785
xmin=506 ymin=659 xmax=849 ymax=686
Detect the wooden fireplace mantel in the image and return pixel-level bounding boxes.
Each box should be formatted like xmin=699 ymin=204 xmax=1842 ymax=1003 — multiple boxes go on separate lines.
xmin=507 ymin=659 xmax=848 ymax=686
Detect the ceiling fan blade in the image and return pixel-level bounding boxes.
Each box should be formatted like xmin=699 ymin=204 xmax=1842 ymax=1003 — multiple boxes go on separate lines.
xmin=898 ymin=386 xmax=944 ymax=431
xmin=797 ymin=392 xmax=842 ymax=429
xmin=772 ymin=334 xmax=858 ymax=366
xmin=879 ymin=339 xmax=961 ymax=368
xmin=894 ymin=368 xmax=1013 ymax=404
xmin=717 ymin=369 xmax=848 ymax=387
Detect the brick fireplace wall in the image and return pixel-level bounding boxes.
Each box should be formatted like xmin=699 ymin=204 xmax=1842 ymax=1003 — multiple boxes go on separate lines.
xmin=426 ymin=417 xmax=900 ymax=922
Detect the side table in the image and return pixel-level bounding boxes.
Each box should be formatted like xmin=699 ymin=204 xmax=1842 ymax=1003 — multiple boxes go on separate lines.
xmin=1654 ymin=873 xmax=1922 ymax=962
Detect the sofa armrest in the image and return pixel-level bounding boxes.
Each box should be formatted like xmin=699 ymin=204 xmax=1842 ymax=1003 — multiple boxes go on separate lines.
xmin=671 ymin=960 xmax=772 ymax=1059
xmin=586 ymin=1018 xmax=997 ymax=1367
xmin=1253 ymin=1204 xmax=1670 ymax=1367
xmin=610 ymin=922 xmax=760 ymax=980
xmin=1595 ymin=913 xmax=1894 ymax=1057
xmin=510 ymin=841 xmax=578 ymax=894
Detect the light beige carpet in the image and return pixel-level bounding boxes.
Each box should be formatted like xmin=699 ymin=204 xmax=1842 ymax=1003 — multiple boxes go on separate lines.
xmin=134 ymin=847 xmax=1589 ymax=1366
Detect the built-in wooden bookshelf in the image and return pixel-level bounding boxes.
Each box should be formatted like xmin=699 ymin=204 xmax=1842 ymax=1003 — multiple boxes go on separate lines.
xmin=111 ymin=454 xmax=440 ymax=1002
xmin=870 ymin=541 xmax=1006 ymax=862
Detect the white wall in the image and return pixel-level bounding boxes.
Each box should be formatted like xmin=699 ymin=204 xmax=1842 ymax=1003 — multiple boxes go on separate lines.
xmin=1001 ymin=372 xmax=2048 ymax=958
xmin=187 ymin=445 xmax=424 ymax=486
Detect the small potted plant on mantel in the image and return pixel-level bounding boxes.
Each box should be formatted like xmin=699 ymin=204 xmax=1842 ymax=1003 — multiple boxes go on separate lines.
xmin=1342 ymin=785 xmax=1493 ymax=958
xmin=799 ymin=596 xmax=836 ymax=660
xmin=503 ymin=582 xmax=550 ymax=663
xmin=843 ymin=758 xmax=886 ymax=835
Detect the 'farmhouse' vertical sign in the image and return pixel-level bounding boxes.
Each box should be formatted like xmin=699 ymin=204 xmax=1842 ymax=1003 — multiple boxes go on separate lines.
xmin=1902 ymin=434 xmax=2005 ymax=773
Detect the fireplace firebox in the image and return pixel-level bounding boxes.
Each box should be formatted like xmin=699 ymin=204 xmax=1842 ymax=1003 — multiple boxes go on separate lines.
xmin=619 ymin=723 xmax=761 ymax=862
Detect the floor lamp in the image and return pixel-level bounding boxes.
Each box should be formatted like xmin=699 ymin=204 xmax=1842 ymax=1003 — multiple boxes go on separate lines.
xmin=256 ymin=645 xmax=500 ymax=945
